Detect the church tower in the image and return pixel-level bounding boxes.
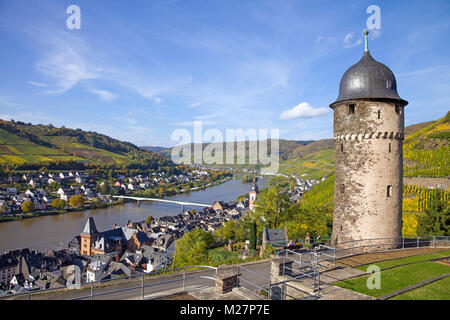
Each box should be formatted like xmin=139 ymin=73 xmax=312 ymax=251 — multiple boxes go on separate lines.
xmin=330 ymin=31 xmax=408 ymax=248
xmin=249 ymin=177 xmax=259 ymax=211
xmin=80 ymin=217 xmax=99 ymax=256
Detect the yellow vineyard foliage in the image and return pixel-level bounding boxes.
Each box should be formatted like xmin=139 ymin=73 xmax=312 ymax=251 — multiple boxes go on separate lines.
xmin=402 ymin=213 xmax=420 ymax=237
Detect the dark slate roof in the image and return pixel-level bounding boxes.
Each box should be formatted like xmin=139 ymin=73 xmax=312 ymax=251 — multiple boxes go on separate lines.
xmin=0 ymin=255 xmax=17 ymax=269
xmin=331 ymin=49 xmax=408 ymax=108
xmin=135 ymin=232 xmax=151 ymax=243
xmin=101 ymin=228 xmax=126 ymax=242
xmin=81 ymin=217 xmax=99 ymax=235
xmin=264 ymin=228 xmax=286 ymax=245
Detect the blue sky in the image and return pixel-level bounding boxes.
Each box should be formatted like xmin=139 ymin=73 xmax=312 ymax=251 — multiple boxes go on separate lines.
xmin=0 ymin=0 xmax=449 ymax=147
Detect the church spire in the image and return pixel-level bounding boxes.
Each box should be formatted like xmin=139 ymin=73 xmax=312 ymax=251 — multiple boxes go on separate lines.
xmin=363 ymin=29 xmax=369 ymax=52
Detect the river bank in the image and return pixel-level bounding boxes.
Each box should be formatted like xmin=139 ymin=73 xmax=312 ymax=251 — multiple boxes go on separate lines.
xmin=0 ymin=176 xmax=233 ymax=224
xmin=0 ymin=177 xmax=269 ymax=252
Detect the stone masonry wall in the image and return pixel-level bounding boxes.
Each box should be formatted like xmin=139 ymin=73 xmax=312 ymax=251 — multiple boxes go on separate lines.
xmin=331 ymin=100 xmax=404 ymax=247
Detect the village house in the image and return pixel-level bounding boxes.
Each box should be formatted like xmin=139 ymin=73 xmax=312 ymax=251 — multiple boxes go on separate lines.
xmin=77 ymin=217 xmax=127 ymax=257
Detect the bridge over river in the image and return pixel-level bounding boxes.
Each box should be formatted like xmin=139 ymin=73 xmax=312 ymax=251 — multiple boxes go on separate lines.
xmin=108 ymin=195 xmax=212 ymax=212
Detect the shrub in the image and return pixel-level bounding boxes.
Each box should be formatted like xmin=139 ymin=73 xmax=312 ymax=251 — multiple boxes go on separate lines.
xmin=69 ymin=195 xmax=85 ymax=208
xmin=51 ymin=198 xmax=66 ymax=209
xmin=21 ymin=200 xmax=35 ymax=213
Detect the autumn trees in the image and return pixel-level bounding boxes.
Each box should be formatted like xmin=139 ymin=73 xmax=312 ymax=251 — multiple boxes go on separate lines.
xmin=174 ymin=228 xmax=215 ymax=268
xmin=69 ymin=195 xmax=85 ymax=208
xmin=21 ymin=200 xmax=35 ymax=213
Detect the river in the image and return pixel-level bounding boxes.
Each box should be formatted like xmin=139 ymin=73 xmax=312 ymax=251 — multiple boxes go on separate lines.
xmin=0 ymin=177 xmax=268 ymax=252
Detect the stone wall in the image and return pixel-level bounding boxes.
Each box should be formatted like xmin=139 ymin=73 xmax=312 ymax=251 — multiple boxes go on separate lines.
xmin=331 ymin=100 xmax=404 ymax=246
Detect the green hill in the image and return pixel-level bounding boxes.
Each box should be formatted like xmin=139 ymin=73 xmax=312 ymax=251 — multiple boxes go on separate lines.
xmin=279 ymin=112 xmax=449 ymax=179
xmin=0 ymin=120 xmax=174 ymax=171
xmin=403 ymin=111 xmax=449 ymax=177
xmin=157 ymin=139 xmax=314 ymax=169
xmin=152 ymin=112 xmax=449 ymax=179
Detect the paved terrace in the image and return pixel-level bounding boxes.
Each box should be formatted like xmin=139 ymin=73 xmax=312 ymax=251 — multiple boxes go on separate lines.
xmin=4 ymin=247 xmax=449 ymax=300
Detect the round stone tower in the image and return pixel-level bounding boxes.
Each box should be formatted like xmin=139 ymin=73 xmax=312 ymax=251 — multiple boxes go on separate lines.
xmin=330 ymin=31 xmax=408 ymax=248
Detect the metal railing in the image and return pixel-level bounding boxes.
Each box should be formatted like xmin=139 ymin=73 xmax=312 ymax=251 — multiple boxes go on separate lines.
xmin=1 ymin=265 xmax=218 ymax=300
xmin=237 ymin=264 xmax=271 ymax=300
xmin=269 ymin=235 xmax=450 ymax=300
xmin=332 ymin=236 xmax=450 ymax=260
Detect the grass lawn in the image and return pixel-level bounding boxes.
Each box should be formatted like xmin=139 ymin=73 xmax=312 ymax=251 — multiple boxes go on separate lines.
xmin=390 ymin=276 xmax=450 ymax=300
xmin=333 ymin=261 xmax=450 ymax=298
xmin=355 ymin=250 xmax=450 ymax=271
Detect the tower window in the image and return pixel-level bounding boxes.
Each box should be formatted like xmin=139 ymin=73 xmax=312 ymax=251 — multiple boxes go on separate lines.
xmin=386 ymin=80 xmax=392 ymax=89
xmin=348 ymin=104 xmax=355 ymax=114
xmin=340 ymin=143 xmax=343 ymax=152
xmin=387 ymin=185 xmax=392 ymax=197
xmin=389 ymin=143 xmax=392 ymax=153
xmin=395 ymin=105 xmax=401 ymax=115
xmin=377 ymin=110 xmax=381 ymax=119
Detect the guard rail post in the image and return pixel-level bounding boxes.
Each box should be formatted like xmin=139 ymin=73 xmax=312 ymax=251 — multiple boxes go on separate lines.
xmin=183 ymin=268 xmax=186 ymax=291
xmin=237 ymin=265 xmax=240 ymax=287
xmin=141 ymin=274 xmax=145 ymax=300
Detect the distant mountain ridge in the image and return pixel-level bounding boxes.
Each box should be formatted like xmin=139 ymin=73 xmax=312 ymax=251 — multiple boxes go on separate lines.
xmin=0 ymin=120 xmax=174 ymax=170
xmin=144 ymin=112 xmax=449 ymax=179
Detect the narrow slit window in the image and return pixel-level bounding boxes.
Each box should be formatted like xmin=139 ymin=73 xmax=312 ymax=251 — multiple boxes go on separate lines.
xmin=348 ymin=104 xmax=355 ymax=114
xmin=386 ymin=80 xmax=392 ymax=89
xmin=340 ymin=143 xmax=343 ymax=152
xmin=389 ymin=143 xmax=392 ymax=153
xmin=377 ymin=110 xmax=381 ymax=119
xmin=395 ymin=105 xmax=401 ymax=115
xmin=387 ymin=185 xmax=392 ymax=197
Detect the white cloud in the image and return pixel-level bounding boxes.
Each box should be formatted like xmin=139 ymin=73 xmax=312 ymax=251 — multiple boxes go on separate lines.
xmin=315 ymin=36 xmax=324 ymax=44
xmin=27 ymin=81 xmax=48 ymax=87
xmin=36 ymin=38 xmax=97 ymax=94
xmin=0 ymin=97 xmax=21 ymax=107
xmin=90 ymin=88 xmax=118 ymax=101
xmin=343 ymin=32 xmax=362 ymax=48
xmin=188 ymin=100 xmax=206 ymax=108
xmin=279 ymin=102 xmax=328 ymax=120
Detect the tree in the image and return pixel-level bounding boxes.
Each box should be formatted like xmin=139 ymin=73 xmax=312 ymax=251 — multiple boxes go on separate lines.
xmin=252 ymin=185 xmax=291 ymax=231
xmin=174 ymin=228 xmax=214 ymax=267
xmin=215 ymin=220 xmax=236 ymax=242
xmin=49 ymin=181 xmax=61 ymax=192
xmin=286 ymin=204 xmax=332 ymax=240
xmin=52 ymin=198 xmax=67 ymax=209
xmin=417 ymin=191 xmax=450 ymax=236
xmin=21 ymin=200 xmax=35 ymax=213
xmin=69 ymin=195 xmax=85 ymax=208
xmin=249 ymin=221 xmax=257 ymax=250
xmin=145 ymin=215 xmax=153 ymax=225
xmin=100 ymin=183 xmax=110 ymax=195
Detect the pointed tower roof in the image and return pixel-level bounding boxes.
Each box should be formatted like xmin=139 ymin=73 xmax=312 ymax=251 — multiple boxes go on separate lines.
xmin=81 ymin=217 xmax=99 ymax=236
